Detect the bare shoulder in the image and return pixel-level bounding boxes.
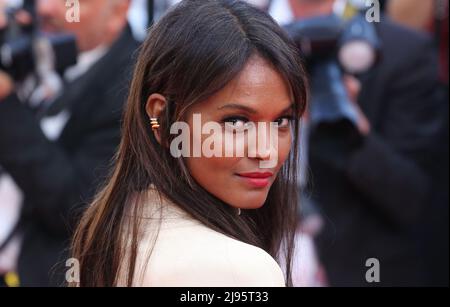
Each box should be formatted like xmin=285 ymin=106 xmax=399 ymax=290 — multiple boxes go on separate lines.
xmin=138 ymin=223 xmax=286 ymax=287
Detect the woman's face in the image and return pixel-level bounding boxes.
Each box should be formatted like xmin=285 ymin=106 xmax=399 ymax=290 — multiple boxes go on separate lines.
xmin=183 ymin=56 xmax=295 ymax=210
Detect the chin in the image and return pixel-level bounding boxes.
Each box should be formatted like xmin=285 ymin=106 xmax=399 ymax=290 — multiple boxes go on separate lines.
xmin=231 ymin=189 xmax=270 ymax=210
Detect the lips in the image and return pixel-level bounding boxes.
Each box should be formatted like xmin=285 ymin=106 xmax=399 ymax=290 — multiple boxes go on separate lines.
xmin=236 ymin=172 xmax=273 ymax=188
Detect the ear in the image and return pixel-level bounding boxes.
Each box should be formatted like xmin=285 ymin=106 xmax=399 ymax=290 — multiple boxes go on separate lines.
xmin=145 ymin=93 xmax=167 ymax=144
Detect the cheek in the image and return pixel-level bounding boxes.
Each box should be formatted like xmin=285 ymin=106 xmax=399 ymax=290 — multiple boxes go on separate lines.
xmin=185 ymin=131 xmax=241 ymax=189
xmin=187 ymin=157 xmax=235 ymax=179
xmin=76 ymin=6 xmax=106 ymax=34
xmin=185 ymin=156 xmax=241 ymax=206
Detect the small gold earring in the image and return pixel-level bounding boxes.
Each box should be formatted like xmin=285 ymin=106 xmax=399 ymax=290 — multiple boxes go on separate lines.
xmin=150 ymin=118 xmax=160 ymax=130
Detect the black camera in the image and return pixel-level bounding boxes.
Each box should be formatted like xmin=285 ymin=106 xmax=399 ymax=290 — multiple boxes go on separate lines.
xmin=0 ymin=1 xmax=78 ymax=82
xmin=285 ymin=13 xmax=381 ymax=126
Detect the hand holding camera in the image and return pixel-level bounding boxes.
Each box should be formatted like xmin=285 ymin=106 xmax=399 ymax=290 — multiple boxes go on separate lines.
xmin=1 ymin=0 xmax=77 ymax=102
xmin=0 ymin=70 xmax=12 ymax=100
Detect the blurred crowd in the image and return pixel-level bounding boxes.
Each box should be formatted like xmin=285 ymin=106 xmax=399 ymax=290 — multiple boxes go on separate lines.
xmin=0 ymin=0 xmax=448 ymax=287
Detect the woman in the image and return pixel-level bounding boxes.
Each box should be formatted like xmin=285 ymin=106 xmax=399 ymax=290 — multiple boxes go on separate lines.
xmin=71 ymin=0 xmax=308 ymax=287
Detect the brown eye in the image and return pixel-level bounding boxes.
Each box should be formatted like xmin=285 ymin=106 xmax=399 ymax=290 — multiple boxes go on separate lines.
xmin=274 ymin=117 xmax=292 ymax=128
xmin=223 ymin=116 xmax=249 ymax=132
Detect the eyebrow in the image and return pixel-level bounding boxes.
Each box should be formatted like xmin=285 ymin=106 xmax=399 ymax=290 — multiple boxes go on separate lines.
xmin=218 ymin=103 xmax=294 ymax=115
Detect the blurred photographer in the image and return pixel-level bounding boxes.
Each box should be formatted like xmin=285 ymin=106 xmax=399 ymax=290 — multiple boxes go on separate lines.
xmin=278 ymin=0 xmax=448 ymax=286
xmin=0 ymin=0 xmax=138 ymax=286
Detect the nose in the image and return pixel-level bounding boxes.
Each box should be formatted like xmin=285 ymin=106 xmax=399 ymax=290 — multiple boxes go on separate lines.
xmin=249 ymin=122 xmax=279 ymax=165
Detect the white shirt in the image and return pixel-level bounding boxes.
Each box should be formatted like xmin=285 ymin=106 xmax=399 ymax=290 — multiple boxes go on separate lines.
xmin=118 ymin=186 xmax=286 ymax=287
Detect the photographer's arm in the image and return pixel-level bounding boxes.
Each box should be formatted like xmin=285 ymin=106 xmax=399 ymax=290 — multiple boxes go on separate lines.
xmin=344 ymin=39 xmax=444 ymax=227
xmin=0 ymin=76 xmax=122 ymax=237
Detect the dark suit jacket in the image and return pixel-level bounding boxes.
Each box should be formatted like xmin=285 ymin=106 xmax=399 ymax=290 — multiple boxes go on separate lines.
xmin=309 ymin=19 xmax=448 ymax=286
xmin=0 ymin=26 xmax=139 ymax=286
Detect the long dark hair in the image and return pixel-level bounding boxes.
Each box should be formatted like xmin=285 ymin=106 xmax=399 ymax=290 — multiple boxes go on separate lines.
xmin=71 ymin=0 xmax=308 ymax=287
